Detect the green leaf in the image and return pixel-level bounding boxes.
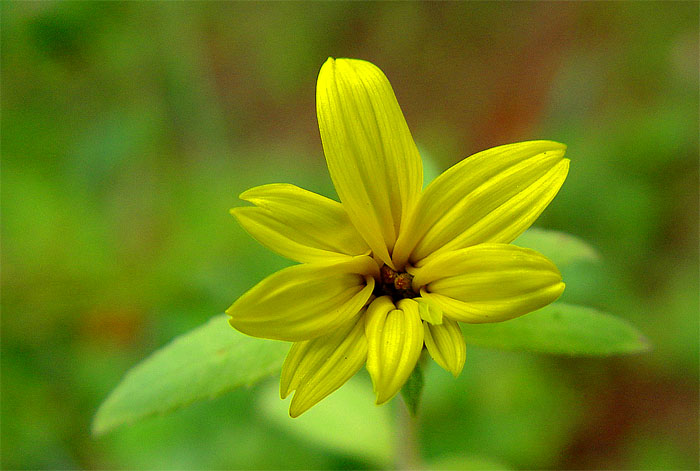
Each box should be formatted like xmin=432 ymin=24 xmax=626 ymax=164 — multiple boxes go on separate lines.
xmin=92 ymin=314 xmax=288 ymax=436
xmin=461 ymin=303 xmax=650 ymax=356
xmin=258 ymin=376 xmax=394 ymax=467
xmin=513 ymin=228 xmax=600 ymax=268
xmin=399 ymin=362 xmax=424 ymax=417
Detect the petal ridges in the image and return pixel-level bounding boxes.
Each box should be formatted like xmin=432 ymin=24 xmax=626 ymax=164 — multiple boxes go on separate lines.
xmin=227 ymin=256 xmax=377 ymax=341
xmin=423 ymin=318 xmax=466 ymax=376
xmin=317 ymin=58 xmax=423 ymax=267
xmin=227 ymin=58 xmax=572 ymax=417
xmin=393 ymin=141 xmax=568 ymax=268
xmin=280 ymin=316 xmax=367 ymax=417
xmin=365 ymin=297 xmax=424 ymax=404
xmin=414 ymin=244 xmax=565 ymax=323
xmin=232 ymin=183 xmax=369 ymax=263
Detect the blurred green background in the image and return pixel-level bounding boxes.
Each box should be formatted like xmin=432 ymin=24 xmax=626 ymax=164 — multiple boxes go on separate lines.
xmin=2 ymin=2 xmax=698 ymax=469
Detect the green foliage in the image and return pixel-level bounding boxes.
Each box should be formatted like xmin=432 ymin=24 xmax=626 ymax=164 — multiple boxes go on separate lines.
xmin=400 ymin=361 xmax=424 ymax=417
xmin=259 ymin=377 xmax=394 ymax=466
xmin=92 ymin=315 xmax=288 ymax=436
xmin=514 ymin=227 xmax=600 ymax=268
xmin=461 ymin=303 xmax=650 ymax=355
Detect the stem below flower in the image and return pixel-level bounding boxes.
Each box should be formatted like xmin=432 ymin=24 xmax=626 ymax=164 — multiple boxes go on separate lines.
xmin=395 ymin=398 xmax=422 ymax=470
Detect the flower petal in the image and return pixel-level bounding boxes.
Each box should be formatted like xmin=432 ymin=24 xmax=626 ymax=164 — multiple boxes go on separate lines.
xmin=423 ymin=317 xmax=466 ymax=377
xmin=317 ymin=58 xmax=423 ymax=268
xmin=365 ymin=296 xmax=424 ymax=404
xmin=227 ymin=256 xmax=378 ymax=341
xmin=392 ymin=141 xmax=569 ymax=268
xmin=413 ymin=244 xmax=565 ymax=323
xmin=232 ymin=183 xmax=369 ymax=263
xmin=280 ymin=315 xmax=367 ymax=417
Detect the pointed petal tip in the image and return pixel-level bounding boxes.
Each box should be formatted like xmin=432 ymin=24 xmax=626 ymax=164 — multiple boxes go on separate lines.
xmin=280 ymin=369 xmax=293 ymax=400
xmin=238 ymin=186 xmax=256 ymax=201
xmin=526 ymin=139 xmax=567 ymax=153
xmin=547 ymin=139 xmax=566 ymax=149
xmin=374 ymin=392 xmax=393 ymax=406
xmin=510 ymin=140 xmax=568 ymax=162
xmin=551 ymin=140 xmax=567 ymax=151
xmin=319 ymin=57 xmax=336 ymax=76
xmin=561 ymin=157 xmax=571 ymax=175
xmin=444 ymin=358 xmax=464 ymax=378
xmin=288 ymin=400 xmax=307 ymax=418
xmin=237 ymin=183 xmax=279 ymax=202
xmin=373 ymin=383 xmax=399 ymax=405
xmin=555 ymin=280 xmax=566 ymax=298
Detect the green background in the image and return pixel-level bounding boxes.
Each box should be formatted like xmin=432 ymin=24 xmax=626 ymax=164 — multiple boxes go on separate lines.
xmin=2 ymin=2 xmax=698 ymax=469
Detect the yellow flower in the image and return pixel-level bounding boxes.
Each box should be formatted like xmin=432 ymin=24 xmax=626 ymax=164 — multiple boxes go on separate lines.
xmin=227 ymin=58 xmax=569 ymax=417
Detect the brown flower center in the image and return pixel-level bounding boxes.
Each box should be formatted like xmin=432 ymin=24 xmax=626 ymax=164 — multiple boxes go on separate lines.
xmin=374 ymin=264 xmax=418 ymax=301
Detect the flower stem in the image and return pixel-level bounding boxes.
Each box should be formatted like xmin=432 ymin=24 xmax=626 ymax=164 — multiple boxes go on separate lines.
xmin=395 ymin=391 xmax=422 ymax=469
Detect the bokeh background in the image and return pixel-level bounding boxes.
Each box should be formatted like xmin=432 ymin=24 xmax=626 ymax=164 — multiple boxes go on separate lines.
xmin=2 ymin=2 xmax=698 ymax=469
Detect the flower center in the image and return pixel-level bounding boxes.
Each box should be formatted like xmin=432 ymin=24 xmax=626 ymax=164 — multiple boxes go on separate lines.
xmin=374 ymin=264 xmax=418 ymax=301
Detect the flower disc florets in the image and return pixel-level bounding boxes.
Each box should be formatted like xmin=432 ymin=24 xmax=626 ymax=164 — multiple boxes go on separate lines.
xmin=374 ymin=264 xmax=418 ymax=301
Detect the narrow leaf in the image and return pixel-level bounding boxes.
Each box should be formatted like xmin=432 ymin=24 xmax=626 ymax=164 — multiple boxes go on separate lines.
xmin=513 ymin=228 xmax=600 ymax=268
xmin=92 ymin=314 xmax=288 ymax=436
xmin=460 ymin=303 xmax=650 ymax=356
xmin=400 ymin=362 xmax=424 ymax=417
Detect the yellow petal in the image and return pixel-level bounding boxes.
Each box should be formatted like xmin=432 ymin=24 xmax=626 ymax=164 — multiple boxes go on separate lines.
xmin=317 ymin=58 xmax=423 ymax=268
xmin=393 ymin=141 xmax=569 ymax=268
xmin=423 ymin=318 xmax=466 ymax=377
xmin=413 ymin=244 xmax=565 ymax=323
xmin=364 ymin=296 xmax=424 ymax=404
xmin=232 ymin=183 xmax=369 ymax=263
xmin=280 ymin=315 xmax=367 ymax=417
xmin=227 ymin=256 xmax=378 ymax=341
